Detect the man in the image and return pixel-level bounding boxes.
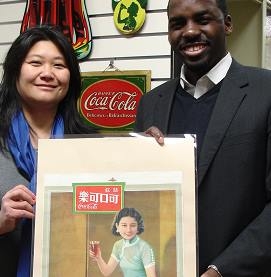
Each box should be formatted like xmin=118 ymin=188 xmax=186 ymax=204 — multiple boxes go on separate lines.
xmin=134 ymin=0 xmax=271 ymax=276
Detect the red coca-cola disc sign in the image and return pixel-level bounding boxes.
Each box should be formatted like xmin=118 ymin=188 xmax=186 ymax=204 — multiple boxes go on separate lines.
xmin=80 ymin=79 xmax=143 ymax=128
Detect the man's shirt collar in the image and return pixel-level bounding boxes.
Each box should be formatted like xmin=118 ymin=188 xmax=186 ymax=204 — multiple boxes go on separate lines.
xmin=180 ymin=53 xmax=232 ymax=99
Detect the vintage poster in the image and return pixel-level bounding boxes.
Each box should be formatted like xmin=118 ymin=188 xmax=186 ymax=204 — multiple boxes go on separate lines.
xmin=33 ymin=136 xmax=197 ymax=277
xmin=79 ymin=71 xmax=151 ymax=132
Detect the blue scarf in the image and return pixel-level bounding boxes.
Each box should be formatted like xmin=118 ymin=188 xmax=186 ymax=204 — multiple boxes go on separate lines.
xmin=7 ymin=111 xmax=64 ymax=277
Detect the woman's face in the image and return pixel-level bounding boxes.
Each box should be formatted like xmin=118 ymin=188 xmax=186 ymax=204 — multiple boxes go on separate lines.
xmin=16 ymin=40 xmax=70 ymax=110
xmin=116 ymin=216 xmax=138 ymax=240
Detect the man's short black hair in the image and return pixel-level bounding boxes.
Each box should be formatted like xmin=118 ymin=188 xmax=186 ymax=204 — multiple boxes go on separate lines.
xmin=216 ymin=0 xmax=228 ymax=17
xmin=167 ymin=0 xmax=228 ymax=18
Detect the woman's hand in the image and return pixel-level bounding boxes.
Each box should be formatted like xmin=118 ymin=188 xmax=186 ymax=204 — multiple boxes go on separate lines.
xmin=145 ymin=126 xmax=164 ymax=145
xmin=89 ymin=242 xmax=101 ymax=261
xmin=0 ymin=185 xmax=36 ymax=234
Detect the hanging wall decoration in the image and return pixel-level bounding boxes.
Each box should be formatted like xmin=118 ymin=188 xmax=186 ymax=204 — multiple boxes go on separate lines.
xmin=79 ymin=67 xmax=151 ymax=132
xmin=21 ymin=0 xmax=92 ymax=60
xmin=112 ymin=0 xmax=147 ymax=34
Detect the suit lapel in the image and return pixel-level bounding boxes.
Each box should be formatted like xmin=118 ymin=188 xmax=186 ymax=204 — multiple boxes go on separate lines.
xmin=198 ymin=61 xmax=248 ymax=185
xmin=154 ymin=78 xmax=179 ymax=133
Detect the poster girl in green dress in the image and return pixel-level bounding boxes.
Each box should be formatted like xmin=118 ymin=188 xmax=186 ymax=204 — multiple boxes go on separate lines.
xmin=89 ymin=207 xmax=156 ymax=277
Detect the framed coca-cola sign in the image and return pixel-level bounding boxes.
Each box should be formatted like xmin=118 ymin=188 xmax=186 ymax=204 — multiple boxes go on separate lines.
xmin=79 ymin=70 xmax=151 ymax=131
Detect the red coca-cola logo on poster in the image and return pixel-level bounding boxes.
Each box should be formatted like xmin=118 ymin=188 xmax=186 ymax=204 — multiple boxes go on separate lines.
xmin=80 ymin=79 xmax=143 ymax=128
xmin=73 ymin=183 xmax=125 ymax=213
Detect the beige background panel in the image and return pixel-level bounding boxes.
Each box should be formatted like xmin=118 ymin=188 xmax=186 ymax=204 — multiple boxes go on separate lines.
xmin=49 ymin=193 xmax=87 ymax=277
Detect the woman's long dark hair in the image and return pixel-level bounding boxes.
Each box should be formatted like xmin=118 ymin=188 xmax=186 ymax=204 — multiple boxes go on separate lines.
xmin=0 ymin=25 xmax=96 ymax=152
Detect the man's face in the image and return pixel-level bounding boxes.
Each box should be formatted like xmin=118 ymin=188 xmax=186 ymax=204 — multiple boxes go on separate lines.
xmin=168 ymin=0 xmax=232 ymax=79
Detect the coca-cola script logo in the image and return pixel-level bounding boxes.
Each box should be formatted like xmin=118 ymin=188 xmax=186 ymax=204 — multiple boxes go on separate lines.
xmin=80 ymin=79 xmax=143 ymax=128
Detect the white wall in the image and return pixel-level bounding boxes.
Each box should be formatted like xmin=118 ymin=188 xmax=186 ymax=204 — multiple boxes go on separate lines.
xmin=0 ymin=0 xmax=170 ymax=89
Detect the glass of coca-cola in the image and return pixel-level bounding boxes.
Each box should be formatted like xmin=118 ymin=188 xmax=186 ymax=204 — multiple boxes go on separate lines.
xmin=89 ymin=241 xmax=100 ymax=256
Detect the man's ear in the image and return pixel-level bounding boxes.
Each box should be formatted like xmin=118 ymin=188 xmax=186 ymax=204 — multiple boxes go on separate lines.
xmin=224 ymin=15 xmax=233 ymax=36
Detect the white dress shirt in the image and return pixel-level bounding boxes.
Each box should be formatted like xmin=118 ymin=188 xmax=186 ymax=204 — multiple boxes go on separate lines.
xmin=180 ymin=53 xmax=232 ymax=99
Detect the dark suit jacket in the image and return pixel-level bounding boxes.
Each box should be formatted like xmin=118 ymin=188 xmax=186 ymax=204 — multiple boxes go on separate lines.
xmin=135 ymin=60 xmax=271 ymax=277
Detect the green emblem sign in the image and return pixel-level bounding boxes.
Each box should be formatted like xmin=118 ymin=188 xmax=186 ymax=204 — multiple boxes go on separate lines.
xmin=112 ymin=0 xmax=147 ymax=34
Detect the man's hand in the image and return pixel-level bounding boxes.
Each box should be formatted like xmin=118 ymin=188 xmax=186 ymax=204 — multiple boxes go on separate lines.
xmin=201 ymin=268 xmax=221 ymax=277
xmin=145 ymin=126 xmax=164 ymax=145
xmin=0 ymin=185 xmax=36 ymax=234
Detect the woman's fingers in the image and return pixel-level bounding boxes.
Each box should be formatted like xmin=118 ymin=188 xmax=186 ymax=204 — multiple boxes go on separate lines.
xmin=0 ymin=185 xmax=36 ymax=234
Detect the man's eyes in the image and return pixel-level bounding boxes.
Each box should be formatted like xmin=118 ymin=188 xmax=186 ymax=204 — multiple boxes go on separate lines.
xmin=169 ymin=20 xmax=185 ymax=29
xmin=169 ymin=16 xmax=212 ymax=29
xmin=197 ymin=16 xmax=212 ymax=24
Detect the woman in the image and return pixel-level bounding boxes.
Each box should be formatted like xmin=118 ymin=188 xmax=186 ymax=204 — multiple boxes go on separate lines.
xmin=0 ymin=25 xmax=95 ymax=277
xmin=89 ymin=207 xmax=156 ymax=277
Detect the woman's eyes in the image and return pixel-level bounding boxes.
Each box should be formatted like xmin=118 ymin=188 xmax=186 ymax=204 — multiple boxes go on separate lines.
xmin=29 ymin=60 xmax=42 ymax=66
xmin=27 ymin=60 xmax=66 ymax=68
xmin=121 ymin=224 xmax=137 ymax=228
xmin=54 ymin=63 xmax=67 ymax=69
